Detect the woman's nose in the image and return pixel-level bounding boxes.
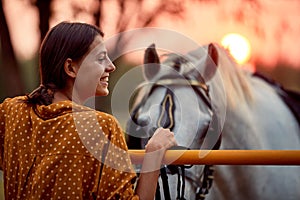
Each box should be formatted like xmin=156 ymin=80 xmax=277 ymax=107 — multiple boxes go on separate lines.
xmin=106 ymin=58 xmax=116 ymax=72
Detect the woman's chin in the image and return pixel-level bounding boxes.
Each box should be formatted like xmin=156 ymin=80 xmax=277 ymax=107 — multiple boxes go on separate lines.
xmin=95 ymin=89 xmax=109 ymax=97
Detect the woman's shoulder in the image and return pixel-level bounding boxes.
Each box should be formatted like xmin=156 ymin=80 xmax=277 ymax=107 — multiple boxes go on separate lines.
xmin=93 ymin=110 xmax=120 ymax=128
xmin=1 ymin=95 xmax=28 ymax=108
xmin=96 ymin=111 xmax=117 ymax=121
xmin=71 ymin=103 xmax=119 ymax=126
xmin=2 ymin=95 xmax=27 ymax=103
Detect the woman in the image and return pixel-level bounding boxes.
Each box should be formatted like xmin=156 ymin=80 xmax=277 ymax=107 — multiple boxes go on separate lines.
xmin=0 ymin=22 xmax=177 ymax=199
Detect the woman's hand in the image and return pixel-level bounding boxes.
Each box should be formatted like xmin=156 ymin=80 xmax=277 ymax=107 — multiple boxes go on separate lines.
xmin=145 ymin=127 xmax=177 ymax=153
xmin=139 ymin=127 xmax=177 ymax=173
xmin=136 ymin=128 xmax=177 ymax=199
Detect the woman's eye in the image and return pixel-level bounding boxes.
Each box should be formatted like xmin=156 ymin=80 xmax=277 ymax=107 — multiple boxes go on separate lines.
xmin=98 ymin=53 xmax=106 ymax=61
xmin=98 ymin=57 xmax=105 ymax=61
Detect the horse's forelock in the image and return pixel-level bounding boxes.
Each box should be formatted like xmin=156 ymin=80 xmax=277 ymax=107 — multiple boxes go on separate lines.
xmin=163 ymin=45 xmax=253 ymax=108
xmin=162 ymin=53 xmax=199 ymax=76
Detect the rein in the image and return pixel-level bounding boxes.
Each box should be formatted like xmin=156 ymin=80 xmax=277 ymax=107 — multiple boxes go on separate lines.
xmin=151 ymin=77 xmax=218 ymax=200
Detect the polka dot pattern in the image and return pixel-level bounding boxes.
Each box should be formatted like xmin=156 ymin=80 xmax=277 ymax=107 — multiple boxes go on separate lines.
xmin=0 ymin=96 xmax=139 ymax=200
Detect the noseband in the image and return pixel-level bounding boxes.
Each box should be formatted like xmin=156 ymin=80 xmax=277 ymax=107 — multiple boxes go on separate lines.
xmin=129 ymin=75 xmax=221 ymax=200
xmin=155 ymin=77 xmax=210 ymax=130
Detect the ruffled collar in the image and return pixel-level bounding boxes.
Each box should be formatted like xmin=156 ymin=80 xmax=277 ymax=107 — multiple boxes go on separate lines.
xmin=33 ymin=100 xmax=93 ymax=120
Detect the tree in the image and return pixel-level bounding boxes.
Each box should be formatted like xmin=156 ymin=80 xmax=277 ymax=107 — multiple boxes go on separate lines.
xmin=1 ymin=0 xmax=297 ymax=100
xmin=35 ymin=0 xmax=52 ymax=41
xmin=0 ymin=0 xmax=24 ymax=98
xmin=67 ymin=0 xmax=187 ymax=112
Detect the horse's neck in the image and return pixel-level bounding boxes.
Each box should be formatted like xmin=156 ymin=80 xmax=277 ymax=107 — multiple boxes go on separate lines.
xmin=207 ymin=51 xmax=257 ymax=148
xmin=218 ymin=73 xmax=300 ymax=150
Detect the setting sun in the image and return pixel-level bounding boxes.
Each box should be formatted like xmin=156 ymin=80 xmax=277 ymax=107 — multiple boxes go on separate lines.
xmin=221 ymin=33 xmax=251 ymax=64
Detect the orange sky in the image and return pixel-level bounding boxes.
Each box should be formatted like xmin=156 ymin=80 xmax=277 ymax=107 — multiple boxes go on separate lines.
xmin=3 ymin=0 xmax=300 ymax=69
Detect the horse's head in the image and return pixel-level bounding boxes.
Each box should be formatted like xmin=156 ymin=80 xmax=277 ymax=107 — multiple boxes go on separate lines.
xmin=126 ymin=43 xmax=224 ymax=149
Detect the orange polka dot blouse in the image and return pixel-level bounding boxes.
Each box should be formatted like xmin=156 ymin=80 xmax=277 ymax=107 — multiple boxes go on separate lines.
xmin=0 ymin=96 xmax=139 ymax=200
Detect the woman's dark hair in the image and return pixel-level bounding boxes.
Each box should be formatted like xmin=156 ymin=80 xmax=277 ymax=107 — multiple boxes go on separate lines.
xmin=27 ymin=21 xmax=104 ymax=105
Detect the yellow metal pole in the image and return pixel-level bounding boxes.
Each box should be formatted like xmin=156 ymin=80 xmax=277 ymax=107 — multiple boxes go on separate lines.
xmin=128 ymin=150 xmax=300 ymax=165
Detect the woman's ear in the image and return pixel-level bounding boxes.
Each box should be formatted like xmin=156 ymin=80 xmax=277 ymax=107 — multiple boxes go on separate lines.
xmin=64 ymin=58 xmax=78 ymax=78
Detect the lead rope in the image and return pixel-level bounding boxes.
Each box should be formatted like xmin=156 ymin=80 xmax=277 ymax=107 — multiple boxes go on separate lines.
xmin=166 ymin=146 xmax=192 ymax=200
xmin=176 ymin=168 xmax=181 ymax=199
xmin=155 ymin=182 xmax=161 ymax=200
xmin=161 ymin=166 xmax=172 ymax=200
xmin=179 ymin=165 xmax=187 ymax=200
xmin=164 ymin=164 xmax=189 ymax=200
xmin=195 ymin=165 xmax=215 ymax=200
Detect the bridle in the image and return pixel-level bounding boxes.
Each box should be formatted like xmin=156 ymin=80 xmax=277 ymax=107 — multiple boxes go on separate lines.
xmin=155 ymin=77 xmax=210 ymax=129
xmin=128 ymin=74 xmax=222 ymax=200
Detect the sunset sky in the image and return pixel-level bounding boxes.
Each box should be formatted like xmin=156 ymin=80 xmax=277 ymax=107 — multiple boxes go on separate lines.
xmin=3 ymin=0 xmax=300 ymax=69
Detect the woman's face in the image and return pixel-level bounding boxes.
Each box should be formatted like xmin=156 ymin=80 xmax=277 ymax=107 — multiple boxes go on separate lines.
xmin=73 ymin=35 xmax=116 ymax=102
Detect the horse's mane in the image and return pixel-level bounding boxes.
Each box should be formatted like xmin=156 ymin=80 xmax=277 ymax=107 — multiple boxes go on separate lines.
xmin=215 ymin=45 xmax=253 ymax=107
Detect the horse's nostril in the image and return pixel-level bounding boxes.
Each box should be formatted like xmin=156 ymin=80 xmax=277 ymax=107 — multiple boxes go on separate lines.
xmin=138 ymin=116 xmax=150 ymax=127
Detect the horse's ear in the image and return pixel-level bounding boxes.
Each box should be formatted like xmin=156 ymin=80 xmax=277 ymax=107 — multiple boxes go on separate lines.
xmin=208 ymin=43 xmax=218 ymax=66
xmin=143 ymin=43 xmax=160 ymax=80
xmin=202 ymin=43 xmax=219 ymax=80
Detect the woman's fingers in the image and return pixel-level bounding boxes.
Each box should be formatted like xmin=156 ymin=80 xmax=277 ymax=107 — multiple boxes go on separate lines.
xmin=145 ymin=128 xmax=177 ymax=152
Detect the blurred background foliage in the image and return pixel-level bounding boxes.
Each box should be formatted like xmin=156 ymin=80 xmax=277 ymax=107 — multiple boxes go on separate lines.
xmin=1 ymin=0 xmax=300 ymax=101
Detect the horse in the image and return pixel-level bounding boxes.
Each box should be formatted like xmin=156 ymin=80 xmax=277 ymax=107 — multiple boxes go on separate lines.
xmin=125 ymin=43 xmax=300 ymax=200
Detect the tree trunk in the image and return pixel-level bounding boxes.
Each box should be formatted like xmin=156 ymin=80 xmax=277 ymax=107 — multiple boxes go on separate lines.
xmin=0 ymin=0 xmax=24 ymax=98
xmin=94 ymin=0 xmax=102 ymax=28
xmin=36 ymin=0 xmax=51 ymax=42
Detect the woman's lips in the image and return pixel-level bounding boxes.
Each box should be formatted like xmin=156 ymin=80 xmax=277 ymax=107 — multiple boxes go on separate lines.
xmin=100 ymin=76 xmax=109 ymax=86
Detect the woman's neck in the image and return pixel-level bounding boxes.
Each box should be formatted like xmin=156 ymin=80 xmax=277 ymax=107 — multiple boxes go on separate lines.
xmin=53 ymin=89 xmax=82 ymax=105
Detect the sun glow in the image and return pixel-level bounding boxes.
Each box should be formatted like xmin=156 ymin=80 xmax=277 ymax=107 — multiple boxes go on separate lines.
xmin=221 ymin=33 xmax=251 ymax=65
